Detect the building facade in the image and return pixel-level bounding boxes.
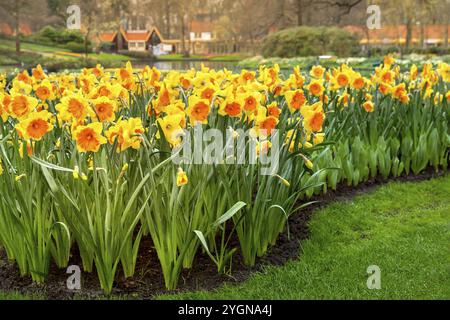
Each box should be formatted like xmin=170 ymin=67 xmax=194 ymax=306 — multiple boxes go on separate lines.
xmin=345 ymin=25 xmax=450 ymax=47
xmin=98 ymin=27 xmax=179 ymax=55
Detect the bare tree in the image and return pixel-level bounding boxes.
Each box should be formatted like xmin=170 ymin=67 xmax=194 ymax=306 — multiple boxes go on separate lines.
xmin=79 ymin=0 xmax=100 ymax=59
xmin=106 ymin=0 xmax=129 ymax=51
xmin=376 ymin=0 xmax=440 ymax=49
xmin=444 ymin=0 xmax=450 ymax=48
xmin=1 ymin=0 xmax=48 ymax=53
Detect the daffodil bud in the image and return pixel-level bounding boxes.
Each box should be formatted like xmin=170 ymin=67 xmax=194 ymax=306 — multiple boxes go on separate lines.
xmin=176 ymin=168 xmax=188 ymax=187
xmin=273 ymin=174 xmax=291 ymax=187
xmin=305 ymin=159 xmax=314 ymax=170
xmin=73 ymin=166 xmax=80 ymax=180
xmin=15 ymin=174 xmax=26 ymax=182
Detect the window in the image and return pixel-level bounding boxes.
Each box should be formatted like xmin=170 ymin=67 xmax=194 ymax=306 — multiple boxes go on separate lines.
xmin=201 ymin=32 xmax=211 ymax=40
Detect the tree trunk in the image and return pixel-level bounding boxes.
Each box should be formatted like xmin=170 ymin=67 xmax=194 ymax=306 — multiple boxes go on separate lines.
xmin=364 ymin=27 xmax=371 ymax=57
xmin=179 ymin=4 xmax=188 ymax=57
xmin=116 ymin=5 xmax=123 ymax=52
xmin=85 ymin=29 xmax=90 ymax=60
xmin=276 ymin=0 xmax=286 ymax=29
xmin=420 ymin=23 xmax=425 ymax=49
xmin=248 ymin=29 xmax=256 ymax=55
xmin=14 ymin=1 xmax=21 ymax=54
xmin=445 ymin=23 xmax=449 ymax=48
xmin=165 ymin=0 xmax=171 ymax=38
xmin=187 ymin=17 xmax=192 ymax=56
xmin=180 ymin=17 xmax=186 ymax=55
xmin=446 ymin=3 xmax=450 ymax=49
xmin=297 ymin=0 xmax=303 ymax=26
xmin=405 ymin=18 xmax=412 ymax=49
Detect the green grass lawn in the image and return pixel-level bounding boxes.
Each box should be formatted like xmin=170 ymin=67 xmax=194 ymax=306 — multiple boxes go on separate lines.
xmin=156 ymin=54 xmax=246 ymax=61
xmin=157 ymin=54 xmax=205 ymax=61
xmin=0 ymin=175 xmax=449 ymax=300
xmin=0 ymin=39 xmax=247 ymax=72
xmin=0 ymin=39 xmax=132 ymax=70
xmin=160 ymin=175 xmax=450 ymax=300
xmin=208 ymin=54 xmax=248 ymax=62
xmin=0 ymin=39 xmax=64 ymax=53
xmin=88 ymin=52 xmax=132 ymax=62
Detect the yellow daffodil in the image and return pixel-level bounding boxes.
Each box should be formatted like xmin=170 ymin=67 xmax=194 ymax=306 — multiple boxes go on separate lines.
xmin=15 ymin=110 xmax=53 ymax=141
xmin=73 ymin=122 xmax=107 ymax=153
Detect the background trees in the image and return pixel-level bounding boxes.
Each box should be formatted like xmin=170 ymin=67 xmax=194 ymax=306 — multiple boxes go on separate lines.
xmin=1 ymin=0 xmax=49 ymax=53
xmin=0 ymin=0 xmax=447 ymax=52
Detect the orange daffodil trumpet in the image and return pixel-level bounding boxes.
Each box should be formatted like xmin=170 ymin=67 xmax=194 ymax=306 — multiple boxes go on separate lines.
xmin=284 ymin=90 xmax=306 ymax=113
xmin=301 ymin=102 xmax=325 ymax=134
xmin=310 ymin=65 xmax=326 ymax=79
xmin=219 ymin=95 xmax=244 ymax=118
xmin=106 ymin=118 xmax=144 ymax=152
xmin=56 ymin=91 xmax=91 ymax=123
xmin=73 ymin=122 xmax=107 ymax=153
xmin=34 ymin=79 xmax=55 ymax=101
xmin=8 ymin=94 xmax=39 ymax=119
xmin=15 ymin=110 xmax=53 ymax=141
xmin=306 ymin=79 xmax=325 ymax=97
xmin=187 ymin=96 xmax=210 ymax=125
xmin=92 ymin=96 xmax=117 ymax=122
xmin=176 ymin=167 xmax=188 ymax=187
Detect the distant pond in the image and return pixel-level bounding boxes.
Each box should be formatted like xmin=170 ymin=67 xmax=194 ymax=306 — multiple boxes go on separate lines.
xmin=133 ymin=60 xmax=242 ymax=71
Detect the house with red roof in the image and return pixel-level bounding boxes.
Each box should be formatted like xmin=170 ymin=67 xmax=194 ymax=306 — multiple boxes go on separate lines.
xmin=98 ymin=27 xmax=179 ymax=55
xmin=98 ymin=28 xmax=150 ymax=52
xmin=122 ymin=29 xmax=152 ymax=52
xmin=189 ymin=20 xmax=215 ymax=54
xmin=344 ymin=24 xmax=450 ymax=47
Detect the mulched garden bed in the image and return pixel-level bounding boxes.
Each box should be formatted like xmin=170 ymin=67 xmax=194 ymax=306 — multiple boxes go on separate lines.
xmin=0 ymin=167 xmax=445 ymax=299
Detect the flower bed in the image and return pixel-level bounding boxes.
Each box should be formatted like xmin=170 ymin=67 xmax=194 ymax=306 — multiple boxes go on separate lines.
xmin=0 ymin=56 xmax=449 ymax=294
xmin=238 ymin=54 xmax=450 ymax=71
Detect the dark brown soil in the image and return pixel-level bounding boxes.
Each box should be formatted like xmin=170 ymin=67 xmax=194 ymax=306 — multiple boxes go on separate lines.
xmin=0 ymin=168 xmax=445 ymax=300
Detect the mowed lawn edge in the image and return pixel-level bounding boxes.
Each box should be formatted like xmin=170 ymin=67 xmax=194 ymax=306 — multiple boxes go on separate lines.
xmin=159 ymin=175 xmax=450 ymax=300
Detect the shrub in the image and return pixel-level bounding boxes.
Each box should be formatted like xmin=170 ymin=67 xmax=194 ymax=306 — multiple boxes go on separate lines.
xmin=261 ymin=26 xmax=360 ymax=58
xmin=65 ymin=41 xmax=92 ymax=54
xmin=99 ymin=42 xmax=115 ymax=52
xmin=30 ymin=26 xmax=87 ymax=46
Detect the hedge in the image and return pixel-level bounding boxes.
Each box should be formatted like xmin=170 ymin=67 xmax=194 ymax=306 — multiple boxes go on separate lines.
xmin=261 ymin=26 xmax=360 ymax=58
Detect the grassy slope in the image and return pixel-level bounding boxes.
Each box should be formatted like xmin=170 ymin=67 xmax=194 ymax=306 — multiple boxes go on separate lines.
xmin=0 ymin=39 xmax=244 ymax=72
xmin=0 ymin=39 xmax=131 ymax=63
xmin=160 ymin=176 xmax=450 ymax=300
xmin=148 ymin=54 xmax=246 ymax=62
xmin=0 ymin=39 xmax=63 ymax=53
xmin=1 ymin=176 xmax=449 ymax=300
